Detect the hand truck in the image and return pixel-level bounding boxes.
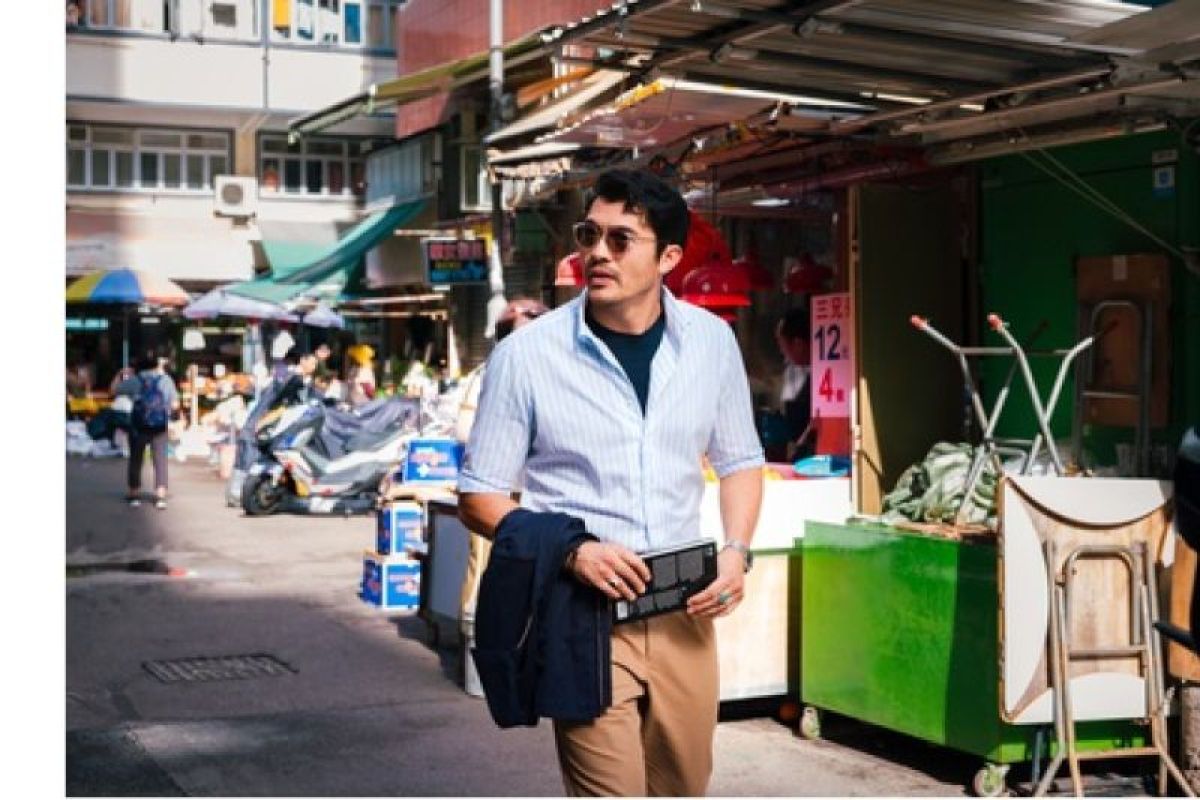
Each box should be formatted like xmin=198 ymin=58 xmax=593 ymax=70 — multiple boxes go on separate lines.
xmin=909 ymin=312 xmax=1096 ymax=526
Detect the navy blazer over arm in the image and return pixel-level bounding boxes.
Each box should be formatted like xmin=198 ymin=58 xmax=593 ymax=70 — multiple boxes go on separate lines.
xmin=471 ymin=508 xmax=613 ymax=728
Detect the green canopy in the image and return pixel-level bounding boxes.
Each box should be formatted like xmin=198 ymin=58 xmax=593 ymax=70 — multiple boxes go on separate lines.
xmin=228 ymin=199 xmax=425 ymax=305
xmin=260 ymin=240 xmax=329 ymax=276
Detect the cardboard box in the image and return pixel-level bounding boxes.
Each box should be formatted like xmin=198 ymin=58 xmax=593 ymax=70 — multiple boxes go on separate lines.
xmin=377 ymin=501 xmax=424 ymax=555
xmin=401 ymin=438 xmax=464 ymax=485
xmin=360 ymin=551 xmax=421 ymax=611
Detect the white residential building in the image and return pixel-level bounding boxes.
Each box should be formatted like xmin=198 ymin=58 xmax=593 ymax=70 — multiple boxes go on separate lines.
xmin=66 ymin=0 xmax=404 ymax=291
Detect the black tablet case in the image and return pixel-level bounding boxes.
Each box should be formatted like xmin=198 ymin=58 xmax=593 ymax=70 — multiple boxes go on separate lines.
xmin=612 ymin=539 xmax=718 ymax=625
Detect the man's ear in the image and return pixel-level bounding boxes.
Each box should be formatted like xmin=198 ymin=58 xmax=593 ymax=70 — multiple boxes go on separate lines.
xmin=657 ymin=243 xmax=684 ymax=277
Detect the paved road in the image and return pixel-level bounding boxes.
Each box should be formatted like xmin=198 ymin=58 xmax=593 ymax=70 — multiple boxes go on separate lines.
xmin=66 ymin=455 xmax=975 ymax=796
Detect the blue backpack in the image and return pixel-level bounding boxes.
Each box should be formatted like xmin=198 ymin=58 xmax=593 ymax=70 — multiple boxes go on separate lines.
xmin=132 ymin=375 xmax=169 ymax=432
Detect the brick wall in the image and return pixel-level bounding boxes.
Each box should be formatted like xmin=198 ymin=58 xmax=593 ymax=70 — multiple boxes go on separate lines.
xmin=395 ymin=0 xmax=602 ymax=138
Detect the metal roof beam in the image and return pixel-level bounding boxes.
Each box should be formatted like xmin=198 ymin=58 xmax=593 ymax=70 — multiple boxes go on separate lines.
xmin=905 ymin=76 xmax=1183 ymax=143
xmin=829 ymin=65 xmax=1114 ymax=134
xmin=584 ymin=30 xmax=994 ymax=97
xmin=793 ymin=19 xmax=1102 ymax=73
xmin=834 ymin=7 xmax=1142 ymax=57
xmin=652 ymin=0 xmax=855 ymax=69
xmin=677 ymin=67 xmax=903 ymax=110
xmin=540 ymin=0 xmax=686 ymax=46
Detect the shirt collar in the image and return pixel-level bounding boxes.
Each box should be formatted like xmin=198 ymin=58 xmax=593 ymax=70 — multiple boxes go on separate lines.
xmin=572 ymin=285 xmax=692 ymax=352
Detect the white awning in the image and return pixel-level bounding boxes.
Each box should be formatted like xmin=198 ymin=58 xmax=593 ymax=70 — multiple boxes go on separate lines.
xmin=485 ymin=70 xmax=627 ymax=145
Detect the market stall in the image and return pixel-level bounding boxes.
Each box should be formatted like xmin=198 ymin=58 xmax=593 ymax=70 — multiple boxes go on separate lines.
xmin=792 ymin=153 xmax=1197 ymax=795
xmin=801 ymin=516 xmax=1150 ymax=797
xmin=704 ymin=470 xmax=851 ymax=702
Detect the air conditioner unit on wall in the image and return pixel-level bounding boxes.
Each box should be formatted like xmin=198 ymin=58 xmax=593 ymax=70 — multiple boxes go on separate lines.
xmin=214 ymin=176 xmax=258 ymax=218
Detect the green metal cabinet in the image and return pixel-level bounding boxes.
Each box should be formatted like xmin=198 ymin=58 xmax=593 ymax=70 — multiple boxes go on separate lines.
xmin=800 ymin=521 xmax=1144 ymax=781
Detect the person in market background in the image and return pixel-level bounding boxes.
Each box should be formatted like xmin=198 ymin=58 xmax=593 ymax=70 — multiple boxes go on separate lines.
xmin=313 ymin=342 xmax=333 ymax=382
xmin=270 ymin=327 xmax=297 ymax=382
xmin=454 ymin=296 xmax=549 ymax=442
xmin=776 ymin=307 xmax=817 ymax=462
xmin=458 ymin=168 xmax=764 ymax=796
xmin=275 ymin=347 xmax=321 ymax=405
xmin=116 ymin=350 xmax=180 ymax=510
xmin=344 ymin=344 xmax=377 ymax=408
xmin=453 ymin=295 xmax=549 ymax=659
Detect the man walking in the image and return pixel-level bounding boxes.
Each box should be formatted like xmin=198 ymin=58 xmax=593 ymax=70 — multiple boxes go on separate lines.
xmin=459 ymin=169 xmax=764 ymax=796
xmin=116 ymin=352 xmax=180 ymax=509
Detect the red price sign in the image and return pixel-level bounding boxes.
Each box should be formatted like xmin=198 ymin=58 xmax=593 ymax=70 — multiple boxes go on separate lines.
xmin=810 ymin=292 xmax=853 ymax=417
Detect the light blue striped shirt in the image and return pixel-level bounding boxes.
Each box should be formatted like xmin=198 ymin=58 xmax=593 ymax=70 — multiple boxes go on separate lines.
xmin=459 ymin=288 xmax=765 ymax=552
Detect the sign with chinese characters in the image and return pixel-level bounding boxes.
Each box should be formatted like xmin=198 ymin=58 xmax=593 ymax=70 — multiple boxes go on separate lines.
xmin=810 ymin=292 xmax=853 ymax=417
xmin=422 ymin=237 xmax=489 ymax=286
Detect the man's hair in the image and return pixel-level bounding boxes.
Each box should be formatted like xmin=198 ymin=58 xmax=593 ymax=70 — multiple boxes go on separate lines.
xmin=779 ymin=308 xmax=810 ymax=340
xmin=585 ymin=169 xmax=690 ymax=255
xmin=134 ymin=352 xmax=158 ymax=372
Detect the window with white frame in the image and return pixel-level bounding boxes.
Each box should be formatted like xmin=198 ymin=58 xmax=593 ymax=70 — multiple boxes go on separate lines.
xmin=366 ymin=134 xmax=438 ymax=208
xmin=269 ymin=0 xmax=399 ymax=49
xmin=74 ymin=0 xmax=164 ymax=32
xmin=67 ymin=124 xmax=230 ymax=191
xmin=259 ymin=135 xmax=371 ymax=198
xmin=460 ymin=145 xmax=492 ymax=212
xmin=69 ymin=1 xmax=259 ymax=40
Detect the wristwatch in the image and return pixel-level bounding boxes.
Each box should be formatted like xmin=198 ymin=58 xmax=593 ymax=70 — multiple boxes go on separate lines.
xmin=722 ymin=541 xmax=754 ymax=573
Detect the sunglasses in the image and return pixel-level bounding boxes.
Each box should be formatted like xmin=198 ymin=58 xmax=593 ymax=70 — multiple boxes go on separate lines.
xmin=572 ymin=220 xmax=657 ymax=257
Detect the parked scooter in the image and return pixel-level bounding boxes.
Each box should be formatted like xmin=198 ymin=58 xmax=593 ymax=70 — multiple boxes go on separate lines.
xmin=225 ymin=375 xmax=312 ymax=506
xmin=240 ymin=391 xmax=419 ymax=516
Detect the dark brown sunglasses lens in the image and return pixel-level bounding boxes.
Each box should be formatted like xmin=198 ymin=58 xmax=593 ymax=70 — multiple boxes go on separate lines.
xmin=574 ymin=223 xmax=599 ymax=248
xmin=610 ymin=232 xmax=633 ymax=253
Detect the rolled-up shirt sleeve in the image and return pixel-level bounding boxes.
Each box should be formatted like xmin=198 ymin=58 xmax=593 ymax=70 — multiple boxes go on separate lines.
xmin=706 ymin=326 xmax=766 ymax=478
xmin=458 ymin=341 xmax=533 ymax=494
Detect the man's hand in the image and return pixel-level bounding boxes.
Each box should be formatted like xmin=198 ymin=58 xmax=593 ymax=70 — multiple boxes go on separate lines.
xmin=686 ymin=547 xmax=746 ymax=618
xmin=569 ymin=541 xmax=651 ymax=602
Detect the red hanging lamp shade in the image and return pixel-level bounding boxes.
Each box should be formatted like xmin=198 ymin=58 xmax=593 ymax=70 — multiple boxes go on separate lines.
xmin=680 ymin=254 xmax=752 ymax=321
xmin=666 ymin=211 xmax=733 ymax=297
xmin=554 ymin=252 xmax=585 ymax=287
xmin=733 ymin=249 xmax=775 ymax=290
xmin=784 ymin=252 xmax=833 ymax=294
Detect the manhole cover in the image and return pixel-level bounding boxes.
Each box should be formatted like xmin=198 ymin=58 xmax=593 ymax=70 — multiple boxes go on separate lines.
xmin=143 ymin=654 xmax=296 ymax=683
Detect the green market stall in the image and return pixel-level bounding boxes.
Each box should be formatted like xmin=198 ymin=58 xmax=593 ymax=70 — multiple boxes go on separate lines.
xmin=800 ymin=520 xmax=1149 ymax=796
xmin=793 ymin=127 xmax=1199 ymax=796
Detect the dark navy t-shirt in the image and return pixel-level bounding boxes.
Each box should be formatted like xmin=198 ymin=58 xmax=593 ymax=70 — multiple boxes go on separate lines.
xmin=586 ymin=308 xmax=666 ymax=415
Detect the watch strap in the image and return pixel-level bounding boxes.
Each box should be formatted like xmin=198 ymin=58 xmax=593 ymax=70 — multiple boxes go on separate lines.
xmin=722 ymin=541 xmax=753 ymax=572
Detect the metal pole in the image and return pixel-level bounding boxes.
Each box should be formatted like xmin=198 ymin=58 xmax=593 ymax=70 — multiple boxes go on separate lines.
xmin=486 ymin=0 xmax=507 ymax=338
xmin=261 ymin=0 xmax=270 ymax=110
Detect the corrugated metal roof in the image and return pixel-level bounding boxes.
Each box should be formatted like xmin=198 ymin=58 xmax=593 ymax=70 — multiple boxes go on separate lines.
xmin=537 ymin=0 xmax=1198 ymax=158
xmin=545 ymin=76 xmax=868 ymax=147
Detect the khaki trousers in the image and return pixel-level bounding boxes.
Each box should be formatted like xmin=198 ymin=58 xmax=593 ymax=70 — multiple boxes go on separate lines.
xmin=459 ymin=531 xmax=492 ymax=629
xmin=553 ymin=611 xmax=719 ymax=797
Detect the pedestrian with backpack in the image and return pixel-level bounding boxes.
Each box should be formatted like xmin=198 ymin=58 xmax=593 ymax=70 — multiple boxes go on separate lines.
xmin=115 ymin=352 xmax=180 ymax=509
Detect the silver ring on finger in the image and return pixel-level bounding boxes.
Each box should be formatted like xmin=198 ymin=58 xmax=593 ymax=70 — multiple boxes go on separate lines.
xmin=717 ymin=591 xmax=733 ymax=606
xmin=607 ymin=577 xmax=622 ymax=589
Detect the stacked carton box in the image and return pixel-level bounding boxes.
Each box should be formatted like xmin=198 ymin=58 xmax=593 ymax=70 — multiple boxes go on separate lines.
xmin=360 ymin=501 xmax=424 ymax=611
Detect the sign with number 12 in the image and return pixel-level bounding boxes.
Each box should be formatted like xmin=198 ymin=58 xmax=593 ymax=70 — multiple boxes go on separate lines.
xmin=810 ymin=292 xmax=853 ymax=417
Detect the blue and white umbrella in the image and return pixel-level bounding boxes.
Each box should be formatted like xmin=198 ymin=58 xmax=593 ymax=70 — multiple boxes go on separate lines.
xmin=183 ymin=286 xmax=299 ymax=322
xmin=302 ymin=300 xmax=345 ymax=329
